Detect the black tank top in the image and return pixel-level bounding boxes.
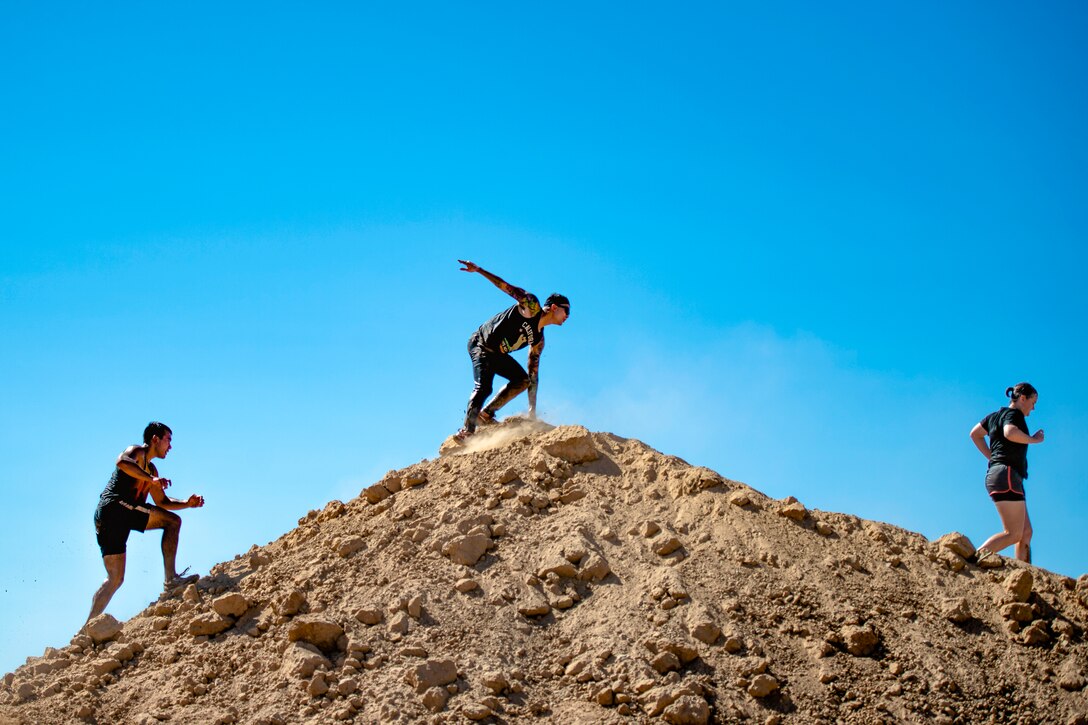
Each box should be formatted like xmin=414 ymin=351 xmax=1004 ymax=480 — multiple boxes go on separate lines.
xmin=95 ymin=450 xmax=151 ymax=518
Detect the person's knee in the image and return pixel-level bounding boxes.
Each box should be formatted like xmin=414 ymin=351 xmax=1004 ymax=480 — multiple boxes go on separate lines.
xmin=472 ymin=381 xmax=494 ymax=399
xmin=508 ymin=376 xmax=529 ymax=392
xmin=162 ymin=511 xmax=182 ymax=532
xmin=1021 ymin=524 xmax=1033 ymax=543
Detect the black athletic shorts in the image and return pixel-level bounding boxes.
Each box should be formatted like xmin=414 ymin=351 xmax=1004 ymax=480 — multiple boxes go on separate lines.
xmin=95 ymin=501 xmax=151 ymax=556
xmin=985 ymin=463 xmax=1026 ymax=503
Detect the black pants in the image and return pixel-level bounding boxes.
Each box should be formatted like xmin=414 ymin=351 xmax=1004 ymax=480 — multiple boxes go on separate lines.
xmin=464 ymin=333 xmax=529 ymax=432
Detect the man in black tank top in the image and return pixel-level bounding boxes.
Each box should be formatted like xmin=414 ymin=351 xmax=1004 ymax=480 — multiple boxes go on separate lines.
xmin=86 ymin=422 xmax=206 ymax=624
xmin=454 ymin=260 xmax=570 ymax=440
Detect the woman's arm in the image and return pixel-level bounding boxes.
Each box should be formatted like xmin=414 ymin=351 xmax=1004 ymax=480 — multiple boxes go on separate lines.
xmin=969 ymin=423 xmax=991 ymax=460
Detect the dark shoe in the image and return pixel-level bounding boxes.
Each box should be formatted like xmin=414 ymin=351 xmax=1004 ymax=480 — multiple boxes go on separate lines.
xmin=477 ymin=410 xmax=498 ymax=426
xmin=453 ymin=427 xmax=474 ymax=443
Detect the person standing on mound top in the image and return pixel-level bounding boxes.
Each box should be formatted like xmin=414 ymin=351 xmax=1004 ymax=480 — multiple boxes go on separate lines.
xmin=970 ymin=383 xmax=1045 ymax=564
xmin=86 ymin=422 xmax=205 ymax=624
xmin=454 ymin=259 xmax=570 ymax=441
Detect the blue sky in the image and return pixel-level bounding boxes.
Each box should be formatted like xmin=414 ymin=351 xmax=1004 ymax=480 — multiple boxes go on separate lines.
xmin=2 ymin=2 xmax=1086 ymax=674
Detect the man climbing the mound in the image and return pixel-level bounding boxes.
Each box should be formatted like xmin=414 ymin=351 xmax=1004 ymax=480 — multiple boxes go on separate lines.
xmin=87 ymin=421 xmax=205 ymax=624
xmin=455 ymin=259 xmax=570 ymax=441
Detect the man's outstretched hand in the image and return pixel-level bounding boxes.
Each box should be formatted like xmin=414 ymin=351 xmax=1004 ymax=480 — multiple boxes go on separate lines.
xmin=186 ymin=494 xmax=205 ymax=509
xmin=458 ymin=259 xmax=480 ymax=273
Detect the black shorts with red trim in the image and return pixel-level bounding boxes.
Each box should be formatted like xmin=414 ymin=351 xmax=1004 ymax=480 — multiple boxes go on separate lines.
xmin=95 ymin=501 xmax=151 ymax=556
xmin=985 ymin=463 xmax=1026 ymax=503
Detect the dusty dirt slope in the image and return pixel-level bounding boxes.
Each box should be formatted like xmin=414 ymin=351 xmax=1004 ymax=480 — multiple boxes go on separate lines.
xmin=3 ymin=422 xmax=1087 ymax=724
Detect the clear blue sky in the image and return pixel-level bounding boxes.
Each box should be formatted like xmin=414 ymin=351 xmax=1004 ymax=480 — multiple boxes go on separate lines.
xmin=2 ymin=2 xmax=1085 ymax=675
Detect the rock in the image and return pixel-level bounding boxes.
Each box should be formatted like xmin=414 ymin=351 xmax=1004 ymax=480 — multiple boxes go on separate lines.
xmin=454 ymin=578 xmax=478 ymax=593
xmin=937 ymin=532 xmax=975 ymax=559
xmin=1001 ymin=603 xmax=1034 ymax=623
xmin=283 ymin=641 xmax=331 ymax=678
xmin=287 ymin=617 xmax=344 ymax=650
xmin=443 ymin=534 xmax=492 ymax=567
xmin=335 ymin=536 xmax=365 ymax=558
xmin=1019 ymin=621 xmax=1050 ymax=646
xmin=15 ymin=682 xmax=37 ymax=701
xmin=537 ymin=559 xmax=578 ymax=579
xmin=942 ymin=598 xmax=972 ymax=623
xmin=84 ymin=614 xmax=123 ymax=644
xmin=355 ymin=607 xmax=383 ymax=625
xmin=639 ymin=521 xmax=661 ymax=537
xmin=1058 ymin=659 xmax=1086 ymax=691
xmin=655 ymin=537 xmax=683 ymax=556
xmin=1005 ymin=570 xmax=1033 ymax=603
xmin=842 ymin=625 xmax=880 ymax=656
xmin=777 ymin=502 xmax=807 ymax=521
xmin=517 ymin=593 xmax=551 ymax=618
xmin=728 ymin=491 xmax=751 ymax=507
xmin=579 ymin=554 xmax=611 ymax=582
xmin=538 ymin=425 xmax=599 ymax=463
xmin=406 ymin=659 xmax=458 ymax=693
xmin=651 ymin=651 xmax=681 ymax=674
xmin=815 ymin=520 xmax=835 ymax=536
xmin=211 ymin=593 xmax=249 ymax=618
xmin=747 ymin=673 xmax=779 ymax=698
xmin=307 ymin=672 xmax=329 ymax=697
xmin=481 ymin=671 xmax=508 ymax=694
xmin=407 ymin=595 xmax=424 ymax=619
xmin=378 ymin=472 xmax=403 ymax=493
xmin=92 ymin=658 xmax=122 ymax=676
xmin=462 ymin=703 xmax=492 ymax=720
xmin=421 ymin=686 xmax=449 ymax=713
xmin=663 ymin=695 xmax=710 ymax=725
xmin=388 ymin=611 xmax=410 ymax=634
xmin=690 ymin=620 xmax=721 ymax=644
xmin=275 ymin=590 xmax=307 ymax=616
xmin=363 ymin=483 xmax=392 ymax=504
xmin=189 ymin=612 xmax=233 ymax=636
xmin=404 ymin=470 xmax=428 ymax=487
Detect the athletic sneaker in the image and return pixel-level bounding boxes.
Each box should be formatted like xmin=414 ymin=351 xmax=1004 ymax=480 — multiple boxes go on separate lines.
xmin=164 ymin=568 xmax=199 ymax=590
xmin=453 ymin=428 xmax=474 ymax=443
xmin=477 ymin=410 xmax=498 ymax=426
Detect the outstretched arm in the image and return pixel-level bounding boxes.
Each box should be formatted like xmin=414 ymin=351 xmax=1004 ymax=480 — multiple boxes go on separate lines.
xmin=458 ymin=260 xmax=535 ymax=309
xmin=146 ymin=461 xmax=205 ymax=510
xmin=527 ymin=339 xmax=544 ymax=419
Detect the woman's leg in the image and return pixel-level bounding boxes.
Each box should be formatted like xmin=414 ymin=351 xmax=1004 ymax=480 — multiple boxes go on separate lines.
xmin=1016 ymin=508 xmax=1033 ymax=563
xmin=979 ymin=500 xmax=1027 ymax=554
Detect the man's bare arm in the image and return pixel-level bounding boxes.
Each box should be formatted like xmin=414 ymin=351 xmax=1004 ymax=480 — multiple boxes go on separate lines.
xmin=116 ymin=446 xmax=169 ymax=498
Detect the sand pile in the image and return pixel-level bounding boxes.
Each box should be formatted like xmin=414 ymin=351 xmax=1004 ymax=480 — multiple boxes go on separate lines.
xmin=2 ymin=422 xmax=1087 ymax=724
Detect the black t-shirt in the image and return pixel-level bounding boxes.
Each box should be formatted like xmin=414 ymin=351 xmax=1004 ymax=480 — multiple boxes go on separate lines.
xmin=475 ymin=298 xmax=544 ymax=354
xmin=982 ymin=407 xmax=1030 ymax=479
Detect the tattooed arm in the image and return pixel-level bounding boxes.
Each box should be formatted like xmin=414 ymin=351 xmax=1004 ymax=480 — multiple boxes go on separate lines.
xmin=526 ymin=338 xmax=544 ymax=419
xmin=458 ymin=260 xmax=541 ymax=315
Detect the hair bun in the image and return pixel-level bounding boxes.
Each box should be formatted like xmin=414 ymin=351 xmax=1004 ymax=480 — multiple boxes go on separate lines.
xmin=1005 ymin=386 xmax=1015 ymax=398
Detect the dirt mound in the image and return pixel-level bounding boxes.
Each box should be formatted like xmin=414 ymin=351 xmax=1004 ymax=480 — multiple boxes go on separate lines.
xmin=3 ymin=424 xmax=1087 ymax=724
